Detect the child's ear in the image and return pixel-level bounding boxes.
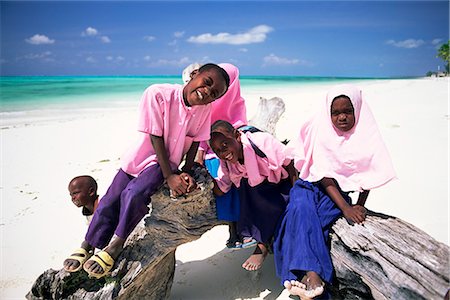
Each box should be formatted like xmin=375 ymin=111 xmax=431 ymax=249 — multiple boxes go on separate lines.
xmin=190 ymin=69 xmax=199 ymax=79
xmin=234 ymin=129 xmax=241 ymax=141
xmin=88 ymin=187 xmax=95 ymax=197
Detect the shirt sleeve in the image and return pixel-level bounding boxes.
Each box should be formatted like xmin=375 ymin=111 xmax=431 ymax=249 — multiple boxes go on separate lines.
xmin=137 ymin=86 xmax=165 ymax=136
xmin=193 ymin=107 xmax=211 ymax=142
xmin=215 ymin=161 xmax=232 ymax=193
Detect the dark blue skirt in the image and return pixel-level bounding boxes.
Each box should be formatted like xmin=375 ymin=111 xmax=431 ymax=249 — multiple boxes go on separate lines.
xmin=273 ymin=179 xmax=351 ymax=284
xmin=237 ymin=178 xmax=291 ymax=244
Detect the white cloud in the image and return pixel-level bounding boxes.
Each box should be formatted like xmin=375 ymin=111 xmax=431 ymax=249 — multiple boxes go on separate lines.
xmin=263 ymin=54 xmax=300 ymax=66
xmin=187 ymin=25 xmax=273 ymax=45
xmin=144 ymin=35 xmax=156 ymax=42
xmin=174 ymin=31 xmax=185 ymax=38
xmin=25 ymin=34 xmax=55 ymax=45
xmin=386 ymin=39 xmax=425 ymax=49
xmin=147 ymin=57 xmax=190 ymax=67
xmin=432 ymin=38 xmax=443 ymax=45
xmin=101 ymin=36 xmax=111 ymax=43
xmin=86 ymin=56 xmax=96 ymax=63
xmin=239 ymin=48 xmax=248 ymax=52
xmin=106 ymin=55 xmax=124 ymax=62
xmin=24 ymin=51 xmax=53 ymax=60
xmin=143 ymin=55 xmax=151 ymax=61
xmin=82 ymin=27 xmax=98 ymax=37
xmin=168 ymin=40 xmax=177 ymax=46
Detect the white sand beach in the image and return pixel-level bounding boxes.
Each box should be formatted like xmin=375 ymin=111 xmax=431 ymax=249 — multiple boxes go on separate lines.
xmin=1 ymin=78 xmax=448 ymax=299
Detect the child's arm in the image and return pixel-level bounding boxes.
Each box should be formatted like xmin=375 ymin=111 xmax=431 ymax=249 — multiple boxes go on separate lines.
xmin=283 ymin=159 xmax=299 ymax=186
xmin=182 ymin=141 xmax=199 ymax=173
xmin=194 ymin=141 xmax=208 ymax=166
xmin=212 ymin=178 xmax=225 ymax=196
xmin=181 ymin=141 xmax=199 ymax=193
xmin=320 ymin=177 xmax=366 ymax=224
xmin=150 ymin=134 xmax=189 ymax=196
xmin=356 ymin=190 xmax=370 ymax=206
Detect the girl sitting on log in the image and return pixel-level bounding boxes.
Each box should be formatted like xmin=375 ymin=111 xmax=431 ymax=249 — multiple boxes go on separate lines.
xmin=62 ymin=64 xmax=230 ymax=279
xmin=209 ymin=120 xmax=297 ymax=271
xmin=191 ymin=63 xmax=256 ymax=249
xmin=273 ymin=84 xmax=396 ymax=298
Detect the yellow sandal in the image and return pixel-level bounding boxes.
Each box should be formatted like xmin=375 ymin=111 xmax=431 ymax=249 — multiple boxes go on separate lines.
xmin=83 ymin=250 xmax=115 ymax=279
xmin=63 ymin=248 xmax=93 ymax=272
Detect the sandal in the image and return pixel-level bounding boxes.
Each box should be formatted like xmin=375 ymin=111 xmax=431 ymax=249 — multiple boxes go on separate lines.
xmin=63 ymin=248 xmax=93 ymax=272
xmin=241 ymin=237 xmax=258 ymax=249
xmin=83 ymin=250 xmax=115 ymax=279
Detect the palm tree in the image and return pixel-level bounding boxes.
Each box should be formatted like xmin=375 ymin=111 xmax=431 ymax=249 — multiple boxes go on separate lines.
xmin=437 ymin=41 xmax=449 ymax=73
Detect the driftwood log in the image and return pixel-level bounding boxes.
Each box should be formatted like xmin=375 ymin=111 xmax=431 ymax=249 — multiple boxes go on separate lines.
xmin=27 ymin=97 xmax=449 ymax=299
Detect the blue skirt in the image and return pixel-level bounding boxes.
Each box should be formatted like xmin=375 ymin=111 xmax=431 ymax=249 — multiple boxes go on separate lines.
xmin=205 ymin=158 xmax=240 ymax=222
xmin=273 ymin=179 xmax=350 ymax=284
xmin=237 ymin=178 xmax=291 ymax=243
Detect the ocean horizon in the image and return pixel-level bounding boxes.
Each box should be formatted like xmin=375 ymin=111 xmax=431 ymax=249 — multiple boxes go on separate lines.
xmin=0 ymin=75 xmax=408 ymax=127
xmin=0 ymin=75 xmax=402 ymax=112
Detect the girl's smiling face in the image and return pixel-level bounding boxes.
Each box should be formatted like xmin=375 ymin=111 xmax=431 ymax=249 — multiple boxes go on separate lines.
xmin=210 ymin=129 xmax=243 ymax=164
xmin=330 ymin=96 xmax=355 ymax=132
xmin=183 ymin=69 xmax=228 ymax=106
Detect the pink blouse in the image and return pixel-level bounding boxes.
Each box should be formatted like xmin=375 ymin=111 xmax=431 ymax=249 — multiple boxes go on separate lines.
xmin=121 ymin=84 xmax=211 ymax=177
xmin=216 ymin=131 xmax=292 ymax=193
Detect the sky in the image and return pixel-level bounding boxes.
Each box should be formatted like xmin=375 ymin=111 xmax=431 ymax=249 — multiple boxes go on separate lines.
xmin=0 ymin=1 xmax=448 ymax=77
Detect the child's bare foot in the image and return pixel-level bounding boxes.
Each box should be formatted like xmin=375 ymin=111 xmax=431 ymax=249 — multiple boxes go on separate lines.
xmin=284 ymin=279 xmax=307 ymax=297
xmin=242 ymin=243 xmax=268 ymax=271
xmin=284 ymin=271 xmax=324 ymax=299
xmin=83 ymin=237 xmax=124 ymax=277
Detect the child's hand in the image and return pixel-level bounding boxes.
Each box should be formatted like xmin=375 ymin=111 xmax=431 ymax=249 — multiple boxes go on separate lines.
xmin=343 ymin=205 xmax=367 ymax=224
xmin=167 ymin=174 xmax=189 ymax=197
xmin=180 ymin=172 xmax=197 ymax=193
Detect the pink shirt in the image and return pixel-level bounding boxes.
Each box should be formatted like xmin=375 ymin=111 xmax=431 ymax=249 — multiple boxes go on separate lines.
xmin=121 ymin=84 xmax=212 ymax=177
xmin=216 ymin=131 xmax=292 ymax=193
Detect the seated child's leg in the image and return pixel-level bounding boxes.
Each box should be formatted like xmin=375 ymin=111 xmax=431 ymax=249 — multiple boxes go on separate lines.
xmin=226 ymin=221 xmax=242 ymax=248
xmin=83 ymin=165 xmax=164 ymax=278
xmin=85 ymin=169 xmax=134 ymax=249
xmin=114 ymin=164 xmax=164 ymax=240
xmin=274 ymin=179 xmax=336 ymax=287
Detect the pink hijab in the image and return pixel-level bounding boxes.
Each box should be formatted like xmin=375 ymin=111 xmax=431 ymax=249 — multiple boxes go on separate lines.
xmin=210 ymin=63 xmax=248 ymax=127
xmin=194 ymin=63 xmax=248 ymax=158
xmin=294 ymin=84 xmax=396 ymax=192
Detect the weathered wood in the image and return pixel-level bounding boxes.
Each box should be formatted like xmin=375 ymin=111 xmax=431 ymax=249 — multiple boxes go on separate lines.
xmin=248 ymin=96 xmax=285 ymax=136
xmin=27 ymin=96 xmax=449 ymax=299
xmin=330 ymin=211 xmax=449 ymax=299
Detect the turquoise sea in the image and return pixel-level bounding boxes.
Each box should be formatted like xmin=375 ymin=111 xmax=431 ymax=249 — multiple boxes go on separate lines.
xmin=0 ymin=75 xmax=385 ymax=114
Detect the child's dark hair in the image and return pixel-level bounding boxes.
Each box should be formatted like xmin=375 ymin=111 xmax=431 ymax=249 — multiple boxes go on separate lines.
xmin=211 ymin=119 xmax=235 ymax=135
xmin=199 ymin=63 xmax=230 ymax=89
xmin=333 ymin=94 xmax=351 ymax=102
xmin=70 ymin=175 xmax=98 ymax=191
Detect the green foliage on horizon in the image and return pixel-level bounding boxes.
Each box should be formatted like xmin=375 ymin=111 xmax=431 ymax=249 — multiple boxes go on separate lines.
xmin=437 ymin=41 xmax=449 ymax=73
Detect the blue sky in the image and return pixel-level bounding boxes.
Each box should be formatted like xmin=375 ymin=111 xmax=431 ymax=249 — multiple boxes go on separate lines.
xmin=1 ymin=1 xmax=448 ymax=77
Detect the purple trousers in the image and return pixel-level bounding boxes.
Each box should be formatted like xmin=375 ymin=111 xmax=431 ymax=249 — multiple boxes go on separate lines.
xmin=85 ymin=165 xmax=164 ymax=249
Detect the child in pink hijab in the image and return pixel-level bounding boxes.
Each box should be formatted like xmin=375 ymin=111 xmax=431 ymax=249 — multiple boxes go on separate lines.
xmin=188 ymin=63 xmax=252 ymax=249
xmin=274 ymin=84 xmax=396 ymax=299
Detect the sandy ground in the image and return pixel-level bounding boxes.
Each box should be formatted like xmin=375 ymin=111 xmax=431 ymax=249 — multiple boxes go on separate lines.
xmin=1 ymin=78 xmax=448 ymax=299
